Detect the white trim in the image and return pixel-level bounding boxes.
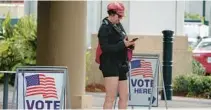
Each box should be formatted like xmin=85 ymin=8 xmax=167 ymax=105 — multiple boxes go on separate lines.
xmin=0 ymin=3 xmax=24 ymax=7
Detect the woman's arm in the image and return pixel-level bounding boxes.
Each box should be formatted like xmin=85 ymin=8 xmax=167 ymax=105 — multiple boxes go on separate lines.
xmin=98 ymin=25 xmax=126 ymax=53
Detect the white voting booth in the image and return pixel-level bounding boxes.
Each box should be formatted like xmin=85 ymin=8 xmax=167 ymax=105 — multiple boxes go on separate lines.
xmin=114 ymin=54 xmax=167 ymax=110
xmin=12 ymin=66 xmax=70 ymax=109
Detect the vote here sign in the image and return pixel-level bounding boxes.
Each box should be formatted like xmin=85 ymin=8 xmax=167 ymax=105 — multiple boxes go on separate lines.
xmin=128 ymin=56 xmax=159 ymax=107
xmin=16 ymin=69 xmax=66 ymax=109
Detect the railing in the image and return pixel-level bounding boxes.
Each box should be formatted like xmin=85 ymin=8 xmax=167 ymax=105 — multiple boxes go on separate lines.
xmin=0 ymin=71 xmax=16 ymax=109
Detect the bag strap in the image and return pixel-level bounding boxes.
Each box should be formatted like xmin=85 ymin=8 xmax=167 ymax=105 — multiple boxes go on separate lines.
xmin=113 ymin=23 xmax=127 ymax=40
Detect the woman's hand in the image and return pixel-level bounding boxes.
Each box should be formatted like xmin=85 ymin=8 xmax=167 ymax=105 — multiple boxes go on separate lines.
xmin=123 ymin=38 xmax=135 ymax=47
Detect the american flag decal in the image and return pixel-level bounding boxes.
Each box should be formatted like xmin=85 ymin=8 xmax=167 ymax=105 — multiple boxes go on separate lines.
xmin=25 ymin=74 xmax=58 ymax=99
xmin=131 ymin=59 xmax=153 ymax=78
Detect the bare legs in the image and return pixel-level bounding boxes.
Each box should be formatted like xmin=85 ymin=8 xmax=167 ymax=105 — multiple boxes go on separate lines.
xmin=103 ymin=77 xmax=128 ymax=109
xmin=118 ymin=80 xmax=128 ymax=109
xmin=103 ymin=77 xmax=119 ymax=109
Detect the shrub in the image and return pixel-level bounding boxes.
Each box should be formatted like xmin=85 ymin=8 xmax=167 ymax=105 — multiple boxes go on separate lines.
xmin=86 ymin=50 xmax=92 ymax=73
xmin=0 ymin=14 xmax=37 ymax=85
xmin=173 ymin=74 xmax=189 ymax=94
xmin=173 ymin=74 xmax=211 ymax=98
xmin=192 ymin=59 xmax=205 ymax=75
xmin=85 ymin=50 xmax=92 ymax=85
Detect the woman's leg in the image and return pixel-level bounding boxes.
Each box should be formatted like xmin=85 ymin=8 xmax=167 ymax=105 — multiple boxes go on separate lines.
xmin=103 ymin=77 xmax=119 ymax=109
xmin=118 ymin=80 xmax=128 ymax=109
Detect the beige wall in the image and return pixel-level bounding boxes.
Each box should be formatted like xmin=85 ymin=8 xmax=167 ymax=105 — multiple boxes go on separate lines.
xmin=86 ymin=34 xmax=192 ymax=85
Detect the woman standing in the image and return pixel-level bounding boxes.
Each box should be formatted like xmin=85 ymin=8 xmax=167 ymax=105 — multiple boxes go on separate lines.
xmin=97 ymin=2 xmax=135 ymax=109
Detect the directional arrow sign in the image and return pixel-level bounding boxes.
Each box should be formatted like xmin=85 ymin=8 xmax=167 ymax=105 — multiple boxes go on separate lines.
xmin=148 ymin=96 xmax=156 ymax=104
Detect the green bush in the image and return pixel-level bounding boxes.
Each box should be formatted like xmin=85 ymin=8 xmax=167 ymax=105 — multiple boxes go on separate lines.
xmin=192 ymin=59 xmax=205 ymax=75
xmin=173 ymin=74 xmax=211 ymax=98
xmin=85 ymin=49 xmax=92 ymax=85
xmin=0 ymin=14 xmax=37 ymax=85
xmin=86 ymin=50 xmax=92 ymax=73
xmin=173 ymin=74 xmax=189 ymax=94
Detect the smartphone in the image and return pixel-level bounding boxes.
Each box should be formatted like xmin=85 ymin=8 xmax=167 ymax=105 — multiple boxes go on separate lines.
xmin=131 ymin=38 xmax=138 ymax=42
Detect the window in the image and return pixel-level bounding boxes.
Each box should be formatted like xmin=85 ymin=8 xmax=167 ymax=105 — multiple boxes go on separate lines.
xmin=184 ymin=1 xmax=203 ymax=21
xmin=197 ymin=41 xmax=211 ymax=51
xmin=205 ymin=1 xmax=211 ymax=21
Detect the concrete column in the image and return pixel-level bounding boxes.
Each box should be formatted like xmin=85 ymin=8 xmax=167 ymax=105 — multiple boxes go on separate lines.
xmin=37 ymin=1 xmax=92 ymax=109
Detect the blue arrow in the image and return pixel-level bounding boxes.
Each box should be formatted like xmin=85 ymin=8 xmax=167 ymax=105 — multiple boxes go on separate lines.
xmin=148 ymin=96 xmax=156 ymax=104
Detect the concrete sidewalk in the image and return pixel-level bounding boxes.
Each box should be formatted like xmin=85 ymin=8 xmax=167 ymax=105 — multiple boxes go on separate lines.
xmin=87 ymin=92 xmax=211 ymax=109
xmin=0 ymin=85 xmax=211 ymax=109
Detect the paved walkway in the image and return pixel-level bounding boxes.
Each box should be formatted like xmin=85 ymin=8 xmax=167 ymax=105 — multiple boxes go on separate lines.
xmin=87 ymin=92 xmax=211 ymax=109
xmin=0 ymin=85 xmax=211 ymax=109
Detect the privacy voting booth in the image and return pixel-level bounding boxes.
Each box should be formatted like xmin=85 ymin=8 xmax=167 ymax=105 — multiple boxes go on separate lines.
xmin=12 ymin=66 xmax=70 ymax=109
